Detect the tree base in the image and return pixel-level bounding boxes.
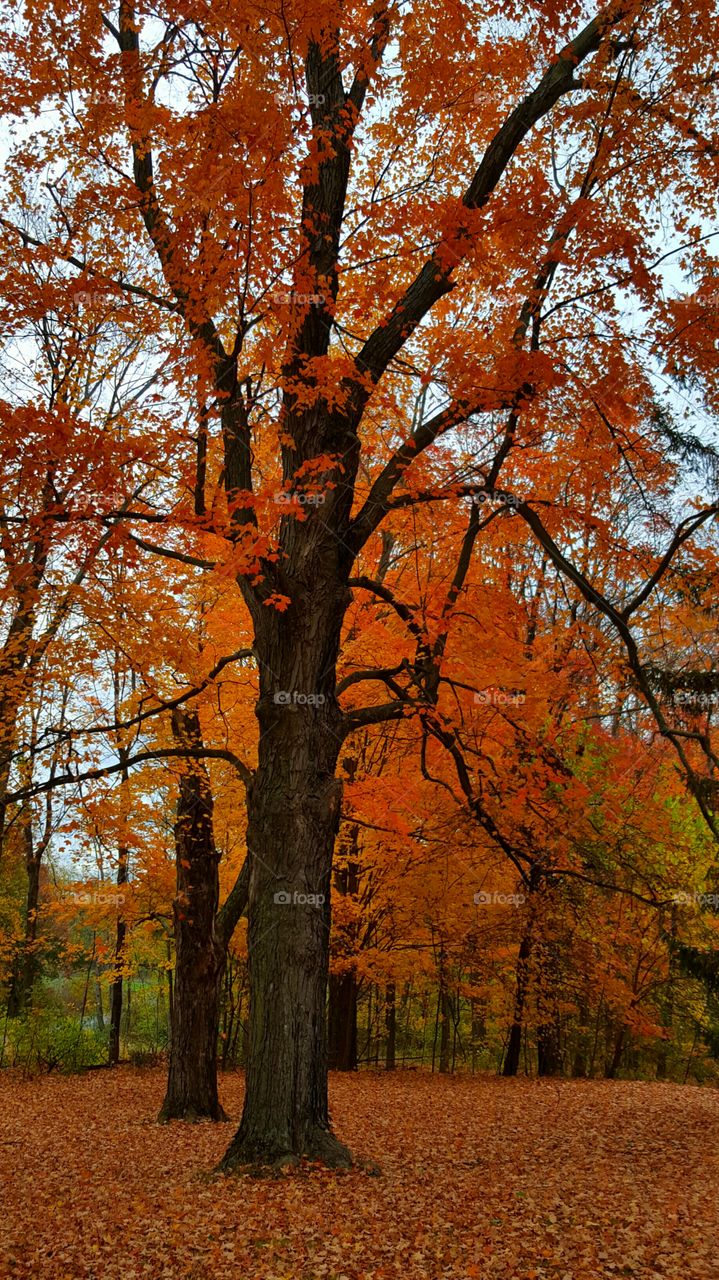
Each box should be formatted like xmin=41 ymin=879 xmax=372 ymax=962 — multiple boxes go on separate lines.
xmin=158 ymin=1100 xmax=229 ymax=1124
xmin=217 ymin=1124 xmax=352 ymax=1174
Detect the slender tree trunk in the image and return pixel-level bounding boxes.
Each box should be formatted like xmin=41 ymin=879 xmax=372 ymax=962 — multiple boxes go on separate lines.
xmin=470 ymin=993 xmax=486 ymax=1073
xmin=571 ymin=1003 xmax=589 ymax=1077
xmin=657 ymin=907 xmax=677 ymax=1080
xmin=220 ymin=588 xmax=351 ymax=1170
xmin=385 ymin=982 xmax=396 ymax=1071
xmin=328 ymin=970 xmax=358 ymax=1070
xmin=94 ymin=973 xmax=105 ymax=1032
xmin=327 ymin=822 xmax=361 ymax=1071
xmin=537 ymin=1013 xmax=562 ymax=1076
xmin=108 ymin=739 xmax=130 ymax=1066
xmin=107 ymin=863 xmax=128 ymax=1066
xmin=502 ymin=868 xmax=543 ymax=1077
xmin=439 ymin=984 xmax=452 ymax=1074
xmin=6 ymin=814 xmax=42 ymax=1017
xmin=605 ymin=1024 xmax=626 ymax=1079
xmin=502 ymin=924 xmax=534 ymax=1077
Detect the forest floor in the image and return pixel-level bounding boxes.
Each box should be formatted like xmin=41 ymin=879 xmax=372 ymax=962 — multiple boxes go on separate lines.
xmin=0 ymin=1068 xmax=717 ymax=1280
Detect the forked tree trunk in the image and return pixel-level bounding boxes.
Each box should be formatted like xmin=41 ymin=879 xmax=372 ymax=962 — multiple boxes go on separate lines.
xmin=219 ymin=590 xmax=352 ymax=1170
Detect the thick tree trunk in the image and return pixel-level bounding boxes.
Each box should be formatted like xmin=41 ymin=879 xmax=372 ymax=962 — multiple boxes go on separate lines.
xmin=328 ymin=970 xmax=358 ymax=1071
xmin=159 ymin=709 xmax=227 ymax=1122
xmin=219 ymin=590 xmax=351 ymax=1170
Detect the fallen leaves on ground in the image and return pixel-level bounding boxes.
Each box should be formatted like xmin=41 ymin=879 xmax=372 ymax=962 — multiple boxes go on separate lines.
xmin=0 ymin=1069 xmax=717 ymax=1279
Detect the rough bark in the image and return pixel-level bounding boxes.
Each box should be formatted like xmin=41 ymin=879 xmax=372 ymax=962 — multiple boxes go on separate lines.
xmin=219 ymin=586 xmax=352 ymax=1170
xmin=159 ymin=709 xmax=234 ymax=1122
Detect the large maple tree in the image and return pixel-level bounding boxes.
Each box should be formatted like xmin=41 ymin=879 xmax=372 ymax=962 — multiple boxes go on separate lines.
xmin=1 ymin=0 xmax=718 ymax=1167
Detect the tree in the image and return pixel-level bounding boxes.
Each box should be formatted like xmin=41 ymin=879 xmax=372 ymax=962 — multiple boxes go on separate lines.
xmin=159 ymin=706 xmax=249 ymax=1122
xmin=2 ymin=0 xmax=718 ymax=1166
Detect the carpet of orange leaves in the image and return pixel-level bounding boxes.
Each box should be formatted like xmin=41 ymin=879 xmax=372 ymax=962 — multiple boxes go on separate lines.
xmin=1 ymin=1069 xmax=717 ymax=1279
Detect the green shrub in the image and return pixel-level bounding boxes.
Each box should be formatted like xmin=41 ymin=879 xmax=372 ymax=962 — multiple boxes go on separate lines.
xmin=0 ymin=1009 xmax=107 ymax=1073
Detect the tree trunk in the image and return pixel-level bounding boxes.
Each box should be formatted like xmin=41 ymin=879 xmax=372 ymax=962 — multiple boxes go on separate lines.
xmin=107 ymin=867 xmax=128 ymax=1066
xmin=385 ymin=982 xmax=396 ymax=1071
xmin=6 ymin=813 xmax=41 ymax=1017
xmin=569 ymin=1001 xmax=588 ymax=1077
xmin=605 ymin=1024 xmax=626 ymax=1079
xmin=502 ymin=924 xmax=533 ymax=1077
xmin=328 ymin=970 xmax=358 ymax=1071
xmin=159 ymin=708 xmax=250 ymax=1121
xmin=537 ymin=1014 xmax=562 ymax=1076
xmin=108 ymin=739 xmax=130 ymax=1066
xmin=439 ymin=984 xmax=452 ymax=1074
xmin=657 ymin=907 xmax=677 ymax=1080
xmin=94 ymin=973 xmax=105 ymax=1032
xmin=327 ymin=820 xmax=361 ymax=1071
xmin=219 ymin=588 xmax=351 ymax=1170
xmin=470 ymin=994 xmax=486 ymax=1072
